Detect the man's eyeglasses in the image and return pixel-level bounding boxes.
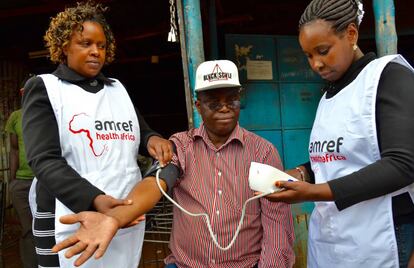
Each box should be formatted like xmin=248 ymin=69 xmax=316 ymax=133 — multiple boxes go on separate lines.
xmin=202 ymin=100 xmax=241 ymax=111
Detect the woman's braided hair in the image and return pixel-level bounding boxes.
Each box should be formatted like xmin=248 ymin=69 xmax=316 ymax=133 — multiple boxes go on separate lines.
xmin=44 ymin=1 xmax=116 ymax=64
xmin=299 ymin=0 xmax=363 ymax=32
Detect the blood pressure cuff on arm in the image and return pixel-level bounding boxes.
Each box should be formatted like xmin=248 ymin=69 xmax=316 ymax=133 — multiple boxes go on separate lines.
xmin=143 ymin=162 xmax=179 ymax=195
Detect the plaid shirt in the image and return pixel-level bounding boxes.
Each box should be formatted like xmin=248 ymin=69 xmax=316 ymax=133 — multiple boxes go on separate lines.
xmin=165 ymin=123 xmax=295 ymax=268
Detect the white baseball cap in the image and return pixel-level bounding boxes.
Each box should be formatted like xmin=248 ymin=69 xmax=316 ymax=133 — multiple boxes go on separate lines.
xmin=195 ymin=60 xmax=241 ymax=92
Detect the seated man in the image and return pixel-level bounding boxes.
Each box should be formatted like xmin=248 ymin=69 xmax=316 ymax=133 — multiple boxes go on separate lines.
xmin=53 ymin=60 xmax=295 ymax=268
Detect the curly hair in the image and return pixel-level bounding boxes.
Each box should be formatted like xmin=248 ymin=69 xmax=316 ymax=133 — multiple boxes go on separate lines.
xmin=44 ymin=1 xmax=116 ymax=64
xmin=299 ymin=0 xmax=362 ymax=32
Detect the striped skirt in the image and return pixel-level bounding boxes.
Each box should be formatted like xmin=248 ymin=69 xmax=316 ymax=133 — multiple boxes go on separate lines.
xmin=33 ymin=208 xmax=60 ymax=267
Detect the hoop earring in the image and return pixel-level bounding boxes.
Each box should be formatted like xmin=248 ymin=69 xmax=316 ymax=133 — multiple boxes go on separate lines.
xmin=353 ymin=44 xmax=358 ymax=51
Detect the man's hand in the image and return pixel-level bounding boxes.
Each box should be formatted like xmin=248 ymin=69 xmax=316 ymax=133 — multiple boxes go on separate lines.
xmin=147 ymin=136 xmax=173 ymax=167
xmin=52 ymin=212 xmax=119 ymax=267
xmin=93 ymin=194 xmax=132 ymax=213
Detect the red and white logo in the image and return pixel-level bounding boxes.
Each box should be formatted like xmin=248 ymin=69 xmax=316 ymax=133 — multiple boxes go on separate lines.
xmin=69 ymin=113 xmax=108 ymax=157
xmin=68 ymin=113 xmax=137 ymax=157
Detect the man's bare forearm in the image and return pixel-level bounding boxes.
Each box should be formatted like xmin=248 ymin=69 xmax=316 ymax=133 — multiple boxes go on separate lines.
xmin=106 ymin=176 xmax=167 ymax=228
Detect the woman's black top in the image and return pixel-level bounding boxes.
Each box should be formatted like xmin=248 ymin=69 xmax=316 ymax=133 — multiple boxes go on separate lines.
xmin=22 ymin=64 xmax=160 ymax=213
xmin=303 ymin=53 xmax=414 ymax=224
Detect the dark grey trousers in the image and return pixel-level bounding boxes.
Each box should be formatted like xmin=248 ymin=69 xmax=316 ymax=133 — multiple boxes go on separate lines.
xmin=9 ymin=179 xmax=37 ymax=268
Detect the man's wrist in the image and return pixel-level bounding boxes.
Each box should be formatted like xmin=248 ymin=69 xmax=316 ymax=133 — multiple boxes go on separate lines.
xmin=111 ymin=215 xmax=123 ymax=229
xmin=105 ymin=210 xmax=124 ymax=229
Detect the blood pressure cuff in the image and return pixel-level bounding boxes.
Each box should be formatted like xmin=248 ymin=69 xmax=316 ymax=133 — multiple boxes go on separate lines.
xmin=143 ymin=161 xmax=179 ymax=195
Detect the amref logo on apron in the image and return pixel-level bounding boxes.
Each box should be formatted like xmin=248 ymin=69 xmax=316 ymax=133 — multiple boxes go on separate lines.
xmin=309 ymin=137 xmax=347 ymax=163
xmin=68 ymin=112 xmax=136 ymax=157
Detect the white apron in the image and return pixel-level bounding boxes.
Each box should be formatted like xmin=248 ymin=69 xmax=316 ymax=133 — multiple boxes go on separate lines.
xmin=30 ymin=74 xmax=145 ymax=268
xmin=308 ymin=55 xmax=414 ymax=268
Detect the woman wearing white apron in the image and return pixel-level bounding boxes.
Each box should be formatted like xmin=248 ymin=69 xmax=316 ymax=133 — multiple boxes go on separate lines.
xmin=266 ymin=0 xmax=414 ymax=267
xmin=21 ymin=2 xmax=172 ymax=267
